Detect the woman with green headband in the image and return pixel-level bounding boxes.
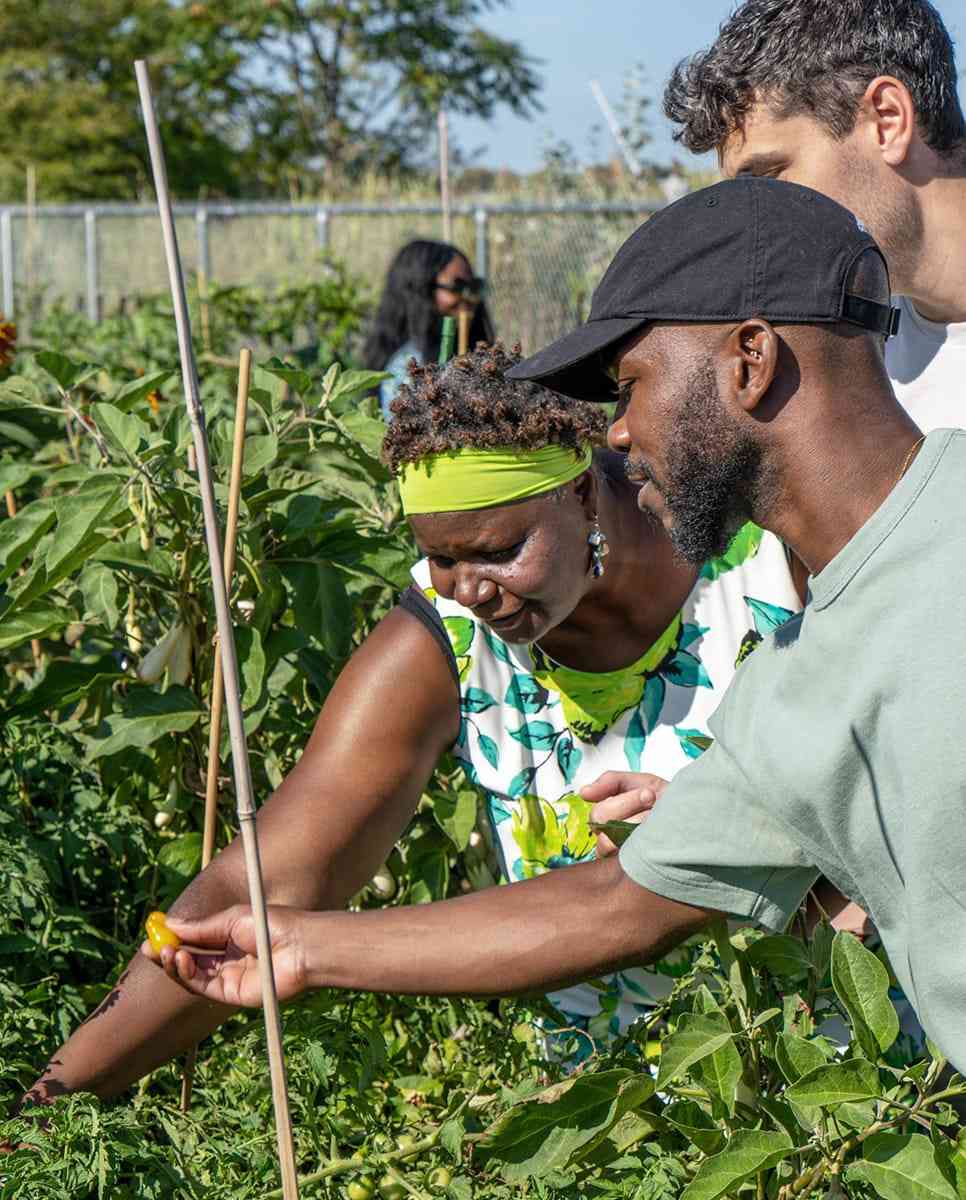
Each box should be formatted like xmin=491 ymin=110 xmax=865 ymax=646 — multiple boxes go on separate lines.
xmin=24 ymin=342 xmax=807 ymax=1103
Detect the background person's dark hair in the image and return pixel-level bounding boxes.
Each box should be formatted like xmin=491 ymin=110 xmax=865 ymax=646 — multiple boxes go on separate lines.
xmin=382 ymin=342 xmax=606 ymax=473
xmin=664 ymin=0 xmax=966 ymax=158
xmin=362 ymin=239 xmax=495 ymax=371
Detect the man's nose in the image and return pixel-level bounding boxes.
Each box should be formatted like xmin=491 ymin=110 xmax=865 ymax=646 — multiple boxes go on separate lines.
xmin=608 ymin=414 xmax=631 ymax=454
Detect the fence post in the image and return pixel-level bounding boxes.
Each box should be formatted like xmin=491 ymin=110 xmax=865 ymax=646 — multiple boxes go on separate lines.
xmin=196 ymin=208 xmax=211 ymax=280
xmin=0 ymin=210 xmax=13 ymax=318
xmin=315 ymin=208 xmax=330 ymax=252
xmin=84 ymin=209 xmax=99 ymax=322
xmin=475 ymin=206 xmax=489 ymax=281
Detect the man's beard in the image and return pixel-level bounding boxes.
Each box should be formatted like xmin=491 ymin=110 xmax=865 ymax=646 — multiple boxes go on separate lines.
xmin=630 ymin=361 xmax=770 ymax=566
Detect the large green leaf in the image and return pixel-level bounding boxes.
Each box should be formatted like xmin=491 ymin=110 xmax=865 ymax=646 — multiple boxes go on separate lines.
xmin=745 ymin=934 xmax=812 ymax=979
xmin=110 ymin=369 xmax=175 ymax=412
xmin=91 ymin=402 xmax=151 ymax=457
xmin=831 ymin=931 xmax=899 ymax=1058
xmin=846 ymin=1133 xmax=958 ymax=1200
xmin=431 ymin=789 xmax=477 ymax=852
xmin=663 ymin=1100 xmax=725 ymax=1155
xmin=78 ymin=563 xmax=120 ymax=629
xmin=784 ymin=1058 xmax=882 ymax=1108
xmin=775 ymin=1033 xmax=831 ymax=1085
xmin=46 ymin=482 xmax=123 ymax=577
xmin=0 ymin=600 xmax=73 ymax=650
xmin=681 ymin=1130 xmax=794 ymax=1200
xmin=7 ymin=529 xmax=110 ymax=613
xmin=233 ymin=625 xmax=266 ymax=710
xmin=35 ymin=350 xmax=100 ymax=392
xmin=690 ymin=993 xmax=742 ymax=1115
xmin=92 ymin=535 xmax=174 ymax=580
xmin=287 ymin=560 xmax=352 ymax=659
xmin=87 ymin=684 xmax=202 ymax=759
xmin=1 ymin=659 xmax=123 ymax=718
xmin=474 ymin=1069 xmax=653 ymax=1182
xmin=0 ymin=501 xmax=55 ymax=583
xmin=656 ymin=1014 xmax=736 ymax=1089
xmin=0 ymin=459 xmax=38 ymax=495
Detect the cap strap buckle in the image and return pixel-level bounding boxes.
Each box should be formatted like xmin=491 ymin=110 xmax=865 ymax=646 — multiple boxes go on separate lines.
xmin=842 ymin=293 xmax=902 ymax=339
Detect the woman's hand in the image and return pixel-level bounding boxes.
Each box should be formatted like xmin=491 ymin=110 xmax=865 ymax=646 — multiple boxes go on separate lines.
xmin=142 ymin=905 xmax=311 ymax=1007
xmin=581 ymin=771 xmax=669 ymax=857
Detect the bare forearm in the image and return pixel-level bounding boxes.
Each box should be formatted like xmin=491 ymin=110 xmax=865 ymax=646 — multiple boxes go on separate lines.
xmin=305 ymin=858 xmax=711 ymax=999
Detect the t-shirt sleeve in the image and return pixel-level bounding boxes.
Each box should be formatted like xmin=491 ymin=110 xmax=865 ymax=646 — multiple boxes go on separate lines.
xmin=619 ymin=717 xmax=818 ymax=932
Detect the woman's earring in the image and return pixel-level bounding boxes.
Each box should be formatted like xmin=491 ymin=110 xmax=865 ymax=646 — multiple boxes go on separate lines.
xmin=588 ymin=515 xmax=609 ymax=579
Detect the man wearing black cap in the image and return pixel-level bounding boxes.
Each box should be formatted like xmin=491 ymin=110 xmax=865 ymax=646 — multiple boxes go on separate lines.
xmin=146 ymin=179 xmax=966 ymax=1072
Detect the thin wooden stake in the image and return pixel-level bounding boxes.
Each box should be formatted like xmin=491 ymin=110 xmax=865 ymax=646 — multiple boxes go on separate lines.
xmin=135 ymin=61 xmax=299 ymax=1200
xmin=438 ymin=109 xmax=452 ymax=244
xmin=181 ymin=346 xmax=251 ymax=1112
xmin=457 ymin=308 xmax=470 ymax=356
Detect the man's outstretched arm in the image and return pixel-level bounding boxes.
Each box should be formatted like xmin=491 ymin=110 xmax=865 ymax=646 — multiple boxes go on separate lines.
xmin=148 ymin=856 xmax=714 ymax=1007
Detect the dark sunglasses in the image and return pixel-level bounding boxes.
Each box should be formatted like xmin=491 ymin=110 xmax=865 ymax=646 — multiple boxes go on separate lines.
xmin=433 ymin=276 xmax=486 ymax=297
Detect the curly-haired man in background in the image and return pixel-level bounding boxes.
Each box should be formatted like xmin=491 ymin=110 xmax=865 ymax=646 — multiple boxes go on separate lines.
xmin=664 ymin=0 xmax=966 ymax=429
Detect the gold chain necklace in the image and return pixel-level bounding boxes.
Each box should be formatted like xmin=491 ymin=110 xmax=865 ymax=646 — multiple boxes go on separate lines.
xmin=897 ymin=435 xmax=926 ymax=485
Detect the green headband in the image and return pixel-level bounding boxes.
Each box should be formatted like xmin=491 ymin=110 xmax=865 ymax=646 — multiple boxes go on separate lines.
xmin=398 ymin=444 xmax=593 ymax=515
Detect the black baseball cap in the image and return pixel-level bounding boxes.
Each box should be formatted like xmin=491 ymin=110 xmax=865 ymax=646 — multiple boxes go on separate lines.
xmin=507 ymin=177 xmax=900 ymax=402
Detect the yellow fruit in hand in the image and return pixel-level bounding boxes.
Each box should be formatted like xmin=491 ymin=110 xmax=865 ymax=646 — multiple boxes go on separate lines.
xmin=145 ymin=910 xmax=181 ymax=953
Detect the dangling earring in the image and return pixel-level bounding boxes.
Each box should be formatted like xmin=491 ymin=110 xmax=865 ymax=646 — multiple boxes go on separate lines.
xmin=588 ymin=514 xmax=609 ymax=579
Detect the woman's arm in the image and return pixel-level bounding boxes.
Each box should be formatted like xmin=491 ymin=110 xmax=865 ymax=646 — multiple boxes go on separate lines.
xmin=23 ymin=605 xmax=459 ymax=1105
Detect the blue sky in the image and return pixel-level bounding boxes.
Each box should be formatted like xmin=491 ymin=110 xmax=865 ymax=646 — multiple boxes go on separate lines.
xmin=450 ymin=0 xmax=966 ymax=172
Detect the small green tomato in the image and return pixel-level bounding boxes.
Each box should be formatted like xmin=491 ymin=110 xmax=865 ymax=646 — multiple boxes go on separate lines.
xmin=396 ymin=1133 xmax=418 ymax=1153
xmin=427 ymin=1166 xmax=452 ymax=1189
xmin=377 ymin=1175 xmax=406 ymax=1200
xmin=348 ymin=1183 xmax=374 ymax=1200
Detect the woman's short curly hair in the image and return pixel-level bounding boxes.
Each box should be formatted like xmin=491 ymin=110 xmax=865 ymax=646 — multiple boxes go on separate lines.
xmin=381 ymin=341 xmax=608 ymax=474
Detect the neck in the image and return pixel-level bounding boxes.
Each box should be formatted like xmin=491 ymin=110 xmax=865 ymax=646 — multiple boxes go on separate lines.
xmin=538 ymin=454 xmax=698 ymax=670
xmin=896 ymin=169 xmax=966 ymax=323
xmin=757 ymin=391 xmax=922 ymax=577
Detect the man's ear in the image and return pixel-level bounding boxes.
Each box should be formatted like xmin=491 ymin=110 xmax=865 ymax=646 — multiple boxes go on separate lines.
xmin=727 ymin=320 xmax=779 ymax=414
xmin=574 ymin=467 xmax=599 ymax=519
xmin=859 ymin=76 xmax=916 ymax=167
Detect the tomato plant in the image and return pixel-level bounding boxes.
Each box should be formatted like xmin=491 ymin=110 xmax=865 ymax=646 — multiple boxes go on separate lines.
xmin=1 ymin=289 xmax=964 ymax=1198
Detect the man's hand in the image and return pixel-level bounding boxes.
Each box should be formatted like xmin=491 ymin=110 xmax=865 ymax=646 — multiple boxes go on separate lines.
xmin=142 ymin=905 xmax=310 ymax=1007
xmin=582 ymin=771 xmax=669 ymax=857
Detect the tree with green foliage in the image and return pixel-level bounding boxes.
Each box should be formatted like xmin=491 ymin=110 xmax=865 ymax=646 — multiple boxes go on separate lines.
xmin=0 ymin=0 xmax=541 ymax=202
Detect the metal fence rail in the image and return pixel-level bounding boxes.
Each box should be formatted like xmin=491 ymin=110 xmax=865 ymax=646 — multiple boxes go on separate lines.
xmin=0 ymin=199 xmax=662 ymax=353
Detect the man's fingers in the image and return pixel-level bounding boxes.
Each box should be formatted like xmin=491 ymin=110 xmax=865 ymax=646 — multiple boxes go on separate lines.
xmin=580 ymin=770 xmax=641 ymax=802
xmin=595 ymin=833 xmax=620 ymax=858
xmin=590 ymin=788 xmax=657 ymax=825
xmin=164 ymin=904 xmax=249 ymax=948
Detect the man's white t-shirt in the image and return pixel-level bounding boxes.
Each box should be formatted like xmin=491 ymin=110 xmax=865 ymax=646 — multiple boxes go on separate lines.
xmin=887 ymin=296 xmax=966 ymax=430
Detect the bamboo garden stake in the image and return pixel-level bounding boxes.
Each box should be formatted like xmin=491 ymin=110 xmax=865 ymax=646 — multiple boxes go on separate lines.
xmin=181 ymin=346 xmax=252 ymax=1113
xmin=134 ymin=61 xmax=300 ymax=1200
xmin=457 ymin=308 xmax=470 ymax=356
xmin=438 ymin=108 xmax=452 ymax=244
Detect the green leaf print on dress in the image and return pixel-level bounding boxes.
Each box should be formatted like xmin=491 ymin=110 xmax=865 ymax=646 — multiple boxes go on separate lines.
xmin=511 ymin=793 xmax=596 ymax=880
xmin=734 ymin=595 xmax=797 ymax=667
xmin=530 ymin=615 xmax=685 ymax=745
xmin=443 ymin=615 xmax=475 ymax=681
xmin=700 ymin=522 xmax=764 ymax=580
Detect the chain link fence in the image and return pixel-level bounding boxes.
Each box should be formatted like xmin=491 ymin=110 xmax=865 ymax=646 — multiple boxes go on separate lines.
xmin=0 ymin=200 xmax=661 ymax=353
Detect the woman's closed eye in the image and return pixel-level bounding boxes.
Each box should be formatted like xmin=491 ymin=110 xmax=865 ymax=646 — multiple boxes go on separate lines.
xmin=480 ymin=540 xmax=525 ymax=564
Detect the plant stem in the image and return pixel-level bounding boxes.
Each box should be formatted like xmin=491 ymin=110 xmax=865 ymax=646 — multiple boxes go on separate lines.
xmin=264 ymin=1130 xmax=441 ymax=1200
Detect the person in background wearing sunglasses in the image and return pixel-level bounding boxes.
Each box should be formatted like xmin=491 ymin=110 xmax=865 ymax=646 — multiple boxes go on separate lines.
xmin=362 ymin=239 xmax=495 ymax=421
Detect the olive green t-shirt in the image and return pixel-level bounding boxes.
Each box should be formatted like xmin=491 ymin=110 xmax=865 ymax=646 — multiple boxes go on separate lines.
xmin=620 ymin=428 xmax=966 ymax=1068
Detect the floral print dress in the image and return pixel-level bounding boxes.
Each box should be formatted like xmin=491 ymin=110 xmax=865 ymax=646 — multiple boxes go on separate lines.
xmin=410 ymin=523 xmax=803 ymax=1046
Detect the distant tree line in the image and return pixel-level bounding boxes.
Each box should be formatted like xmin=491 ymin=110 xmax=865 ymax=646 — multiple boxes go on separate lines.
xmin=2 ymin=0 xmax=542 ymax=202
